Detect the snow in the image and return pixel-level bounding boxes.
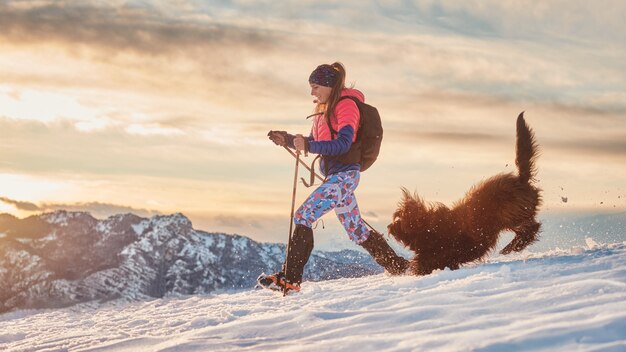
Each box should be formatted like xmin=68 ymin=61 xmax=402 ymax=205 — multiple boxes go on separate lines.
xmin=41 ymin=232 xmax=57 ymax=242
xmin=586 ymin=237 xmax=600 ymax=249
xmin=233 ymin=236 xmax=248 ymax=252
xmin=131 ymin=221 xmax=149 ymax=236
xmin=41 ymin=212 xmax=69 ymax=226
xmin=96 ymin=221 xmax=112 ymax=233
xmin=1 ymin=242 xmax=625 ymax=351
xmin=260 ymin=243 xmax=283 ymax=265
xmin=41 ymin=211 xmax=88 ymax=226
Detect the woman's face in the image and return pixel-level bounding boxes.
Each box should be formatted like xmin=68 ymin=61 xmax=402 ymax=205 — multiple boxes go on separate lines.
xmin=310 ymin=83 xmax=332 ymax=104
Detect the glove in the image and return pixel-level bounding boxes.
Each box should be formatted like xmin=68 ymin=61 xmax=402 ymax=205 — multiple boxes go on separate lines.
xmin=294 ymin=134 xmax=309 ymax=155
xmin=267 ymin=130 xmax=287 ymax=147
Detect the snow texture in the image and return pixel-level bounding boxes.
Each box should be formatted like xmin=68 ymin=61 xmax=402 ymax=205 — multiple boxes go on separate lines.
xmin=1 ymin=242 xmax=624 ymax=352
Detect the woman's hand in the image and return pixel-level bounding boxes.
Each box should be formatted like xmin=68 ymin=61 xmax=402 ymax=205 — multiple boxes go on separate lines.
xmin=267 ymin=130 xmax=287 ymax=146
xmin=294 ymin=134 xmax=309 ymax=155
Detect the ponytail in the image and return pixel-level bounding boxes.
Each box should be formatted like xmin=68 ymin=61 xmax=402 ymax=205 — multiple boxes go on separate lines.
xmin=323 ymin=62 xmax=347 ymax=130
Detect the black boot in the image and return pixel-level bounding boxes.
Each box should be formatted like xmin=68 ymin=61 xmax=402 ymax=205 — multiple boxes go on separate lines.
xmin=360 ymin=231 xmax=408 ymax=275
xmin=258 ymin=224 xmax=314 ymax=292
xmin=283 ymin=224 xmax=314 ymax=284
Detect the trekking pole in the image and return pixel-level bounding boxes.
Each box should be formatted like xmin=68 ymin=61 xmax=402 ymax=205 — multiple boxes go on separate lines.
xmin=282 ymin=146 xmax=380 ymax=234
xmin=283 ymin=149 xmax=301 ymax=296
xmin=283 ymin=146 xmax=324 ymax=183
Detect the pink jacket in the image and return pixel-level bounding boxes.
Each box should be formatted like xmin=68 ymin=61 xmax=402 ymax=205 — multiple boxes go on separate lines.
xmin=311 ymin=88 xmax=364 ymax=143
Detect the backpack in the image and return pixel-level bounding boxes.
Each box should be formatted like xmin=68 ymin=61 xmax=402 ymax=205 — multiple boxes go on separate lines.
xmin=327 ymin=96 xmax=383 ymax=172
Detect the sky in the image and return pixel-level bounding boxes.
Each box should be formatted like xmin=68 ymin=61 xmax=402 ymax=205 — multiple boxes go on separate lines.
xmin=1 ymin=0 xmax=625 ymax=248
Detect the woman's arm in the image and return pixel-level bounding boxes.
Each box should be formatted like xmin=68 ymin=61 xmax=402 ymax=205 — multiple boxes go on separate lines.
xmin=308 ymin=125 xmax=355 ymax=155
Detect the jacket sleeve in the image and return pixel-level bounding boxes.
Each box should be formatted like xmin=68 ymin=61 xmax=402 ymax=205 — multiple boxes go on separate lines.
xmin=334 ymin=98 xmax=360 ymax=138
xmin=308 ymin=125 xmax=355 ymax=155
xmin=307 ymin=98 xmax=359 ymax=156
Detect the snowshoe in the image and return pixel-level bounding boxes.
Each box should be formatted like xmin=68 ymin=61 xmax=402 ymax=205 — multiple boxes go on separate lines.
xmin=256 ymin=272 xmax=301 ymax=293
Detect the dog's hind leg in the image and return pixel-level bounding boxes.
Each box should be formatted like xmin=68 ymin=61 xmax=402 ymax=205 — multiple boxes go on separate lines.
xmin=500 ymin=220 xmax=541 ymax=255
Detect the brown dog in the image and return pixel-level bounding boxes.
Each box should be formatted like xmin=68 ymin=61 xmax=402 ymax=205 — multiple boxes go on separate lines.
xmin=388 ymin=112 xmax=541 ymax=275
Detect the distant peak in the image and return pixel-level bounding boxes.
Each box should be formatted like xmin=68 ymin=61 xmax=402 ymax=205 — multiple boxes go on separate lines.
xmin=0 ymin=213 xmax=18 ymax=221
xmin=150 ymin=213 xmax=193 ymax=228
xmin=40 ymin=210 xmax=94 ymax=225
xmin=105 ymin=213 xmax=145 ymax=222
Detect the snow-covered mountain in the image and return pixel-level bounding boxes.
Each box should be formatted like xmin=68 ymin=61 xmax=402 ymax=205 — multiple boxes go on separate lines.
xmin=1 ymin=242 xmax=624 ymax=351
xmin=0 ymin=211 xmax=379 ymax=313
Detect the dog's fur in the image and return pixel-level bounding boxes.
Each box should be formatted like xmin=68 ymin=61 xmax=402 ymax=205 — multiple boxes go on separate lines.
xmin=388 ymin=112 xmax=542 ymax=275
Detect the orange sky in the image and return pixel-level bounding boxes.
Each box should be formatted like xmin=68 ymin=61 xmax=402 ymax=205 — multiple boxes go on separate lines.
xmin=1 ymin=1 xmax=625 ymax=248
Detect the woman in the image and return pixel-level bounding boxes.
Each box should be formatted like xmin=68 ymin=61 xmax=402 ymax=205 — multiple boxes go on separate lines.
xmin=261 ymin=62 xmax=407 ymax=293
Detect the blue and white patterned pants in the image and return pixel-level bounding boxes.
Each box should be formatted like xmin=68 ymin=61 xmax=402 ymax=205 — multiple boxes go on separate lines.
xmin=294 ymin=170 xmax=370 ymax=244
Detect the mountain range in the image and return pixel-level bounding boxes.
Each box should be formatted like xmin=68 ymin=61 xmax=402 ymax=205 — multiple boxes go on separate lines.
xmin=2 ymin=209 xmax=624 ymax=314
xmin=0 ymin=211 xmax=379 ymax=313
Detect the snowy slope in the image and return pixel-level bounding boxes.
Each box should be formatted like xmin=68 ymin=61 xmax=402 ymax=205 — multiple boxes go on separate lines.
xmin=1 ymin=242 xmax=624 ymax=352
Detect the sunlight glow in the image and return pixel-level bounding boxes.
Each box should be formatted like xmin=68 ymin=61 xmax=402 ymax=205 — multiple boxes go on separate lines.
xmin=0 ymin=173 xmax=72 ymax=203
xmin=125 ymin=123 xmax=185 ymax=136
xmin=0 ymin=86 xmax=100 ymax=123
xmin=0 ymin=202 xmax=14 ymax=213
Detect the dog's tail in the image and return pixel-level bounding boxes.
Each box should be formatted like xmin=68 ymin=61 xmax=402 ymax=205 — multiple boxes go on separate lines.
xmin=516 ymin=112 xmax=539 ymax=184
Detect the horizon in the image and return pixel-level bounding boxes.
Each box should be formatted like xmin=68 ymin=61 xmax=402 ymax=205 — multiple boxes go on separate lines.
xmin=2 ymin=207 xmax=624 ymax=252
xmin=1 ymin=1 xmax=625 ymax=247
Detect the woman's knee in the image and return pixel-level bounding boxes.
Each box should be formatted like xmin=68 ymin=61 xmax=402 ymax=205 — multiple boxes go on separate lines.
xmin=294 ymin=208 xmax=313 ymax=227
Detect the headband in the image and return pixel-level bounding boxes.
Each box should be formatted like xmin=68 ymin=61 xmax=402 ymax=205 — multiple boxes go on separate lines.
xmin=308 ymin=64 xmax=339 ymax=87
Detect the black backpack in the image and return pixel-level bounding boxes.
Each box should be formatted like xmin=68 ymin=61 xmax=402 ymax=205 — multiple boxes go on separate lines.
xmin=327 ymin=96 xmax=383 ymax=172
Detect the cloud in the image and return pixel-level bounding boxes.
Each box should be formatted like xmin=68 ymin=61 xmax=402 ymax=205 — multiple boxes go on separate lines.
xmin=42 ymin=201 xmax=160 ymax=219
xmin=372 ymin=1 xmax=626 ymax=45
xmin=547 ymin=138 xmax=626 ymax=161
xmin=0 ymin=196 xmax=41 ymax=211
xmin=0 ymin=196 xmax=159 ymax=218
xmin=0 ymin=1 xmax=278 ymax=54
xmin=2 ymin=0 xmax=625 ymax=120
xmin=125 ymin=123 xmax=185 ymax=136
xmin=0 ymin=1 xmax=305 ymax=110
xmin=0 ymin=116 xmax=277 ymax=179
xmin=397 ymin=130 xmax=506 ymax=145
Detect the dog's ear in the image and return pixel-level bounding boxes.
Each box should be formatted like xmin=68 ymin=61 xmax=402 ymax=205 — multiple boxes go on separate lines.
xmin=400 ymin=189 xmax=427 ymax=215
xmin=392 ymin=188 xmax=428 ymax=233
xmin=400 ymin=187 xmax=411 ymax=199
